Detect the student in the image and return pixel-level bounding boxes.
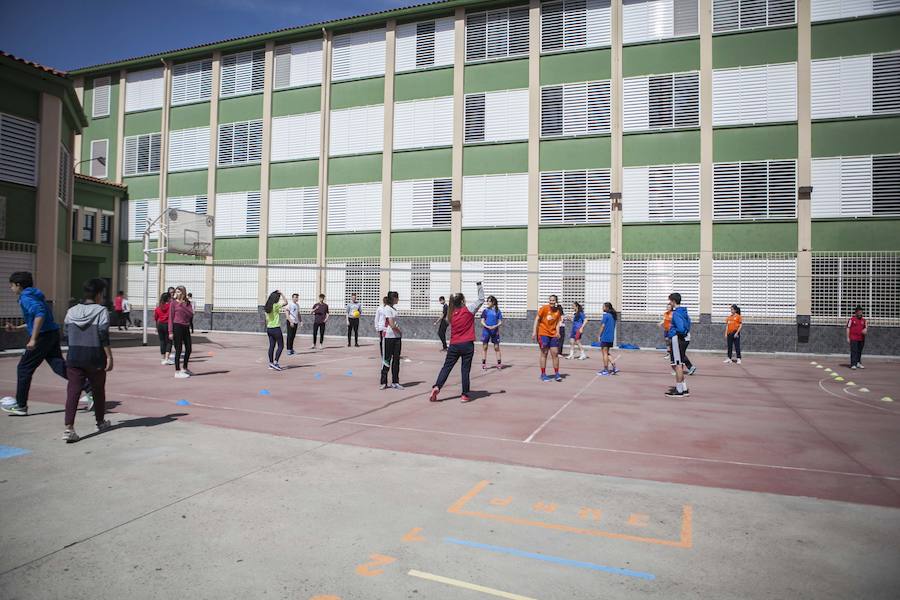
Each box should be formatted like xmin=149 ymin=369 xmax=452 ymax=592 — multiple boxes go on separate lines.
xmin=380 ymin=293 xmax=403 ymax=389
xmin=121 ymin=293 xmax=132 ymax=330
xmin=187 ymin=293 xmax=195 ymax=333
xmin=558 ymin=305 xmax=567 ymax=358
xmin=566 ymin=302 xmax=588 ymax=360
xmin=2 ymin=272 xmax=90 ymax=415
xmin=310 ymin=294 xmax=329 ymax=350
xmin=286 ymin=293 xmax=301 ymax=355
xmin=724 ymin=304 xmax=743 ymax=364
xmin=661 ymin=303 xmax=674 ymax=374
xmin=435 ymin=296 xmax=449 ymax=351
xmin=114 ymin=290 xmax=125 ymax=330
xmin=430 ymin=282 xmax=485 ymax=403
xmin=847 ymin=306 xmax=868 ymax=369
xmin=168 ymin=286 xmax=194 ymax=378
xmin=665 ymin=292 xmax=691 ymax=397
xmin=597 ymin=302 xmax=619 ymax=376
xmin=375 ymin=296 xmax=387 ymax=362
xmin=532 ymin=295 xmax=563 ymax=382
xmin=346 ymin=293 xmax=361 ymax=347
xmin=154 ymin=292 xmax=173 ymax=365
xmin=480 ymin=295 xmax=503 ymax=370
xmin=62 ymin=278 xmax=113 ymax=443
xmin=264 ymin=290 xmax=286 ymax=371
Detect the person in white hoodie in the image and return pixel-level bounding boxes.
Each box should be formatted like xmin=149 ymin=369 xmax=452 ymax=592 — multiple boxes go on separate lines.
xmin=62 ymin=279 xmax=114 ymax=443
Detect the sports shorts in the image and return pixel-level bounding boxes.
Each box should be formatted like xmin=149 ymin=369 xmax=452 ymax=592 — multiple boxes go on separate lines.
xmin=538 ymin=335 xmax=560 ymax=349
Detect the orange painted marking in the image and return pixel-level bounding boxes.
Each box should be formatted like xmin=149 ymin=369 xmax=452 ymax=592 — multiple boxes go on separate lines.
xmin=532 ymin=501 xmax=558 ymax=513
xmin=448 ymin=480 xmax=693 ymax=549
xmin=310 ymin=596 xmax=341 ymax=600
xmin=490 ymin=496 xmax=513 ymax=506
xmin=578 ymin=507 xmax=602 ymax=522
xmin=355 ymin=554 xmax=397 ymax=577
xmin=403 ymin=527 xmax=425 ymax=542
xmin=627 ymin=513 xmax=650 ymax=527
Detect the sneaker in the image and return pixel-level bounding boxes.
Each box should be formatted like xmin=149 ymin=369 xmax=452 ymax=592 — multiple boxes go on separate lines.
xmin=96 ymin=420 xmax=112 ymax=432
xmin=482 ymin=363 xmax=488 ymax=370
xmin=287 ymin=350 xmax=295 ymax=356
xmin=496 ymin=363 xmax=502 ymax=369
xmin=429 ymin=387 xmax=440 ymax=402
xmin=1 ymin=396 xmax=17 ymax=408
xmin=391 ymin=383 xmax=404 ymax=390
xmin=355 ymin=344 xmax=360 ymax=347
xmin=380 ymin=384 xmax=389 ymax=390
xmin=174 ymin=371 xmax=190 ymax=379
xmin=612 ymin=367 xmax=620 ymax=375
xmin=348 ymin=343 xmax=351 ymax=347
xmin=460 ymin=394 xmax=472 ymax=403
xmin=166 ymin=359 xmax=175 ymax=365
xmin=598 ymin=370 xmax=610 ymax=376
xmin=681 ymin=388 xmax=691 ymax=397
xmin=82 ymin=392 xmax=94 ymax=412
xmin=309 ymin=345 xmax=317 ymax=350
xmin=577 ymin=354 xmax=587 ymax=360
xmin=857 ymin=364 xmax=864 ymax=369
xmin=541 ymin=374 xmax=551 ymax=382
xmin=687 ymin=366 xmax=697 ymax=376
xmin=850 ymin=365 xmax=857 ymax=370
xmin=665 ymin=388 xmax=685 ymax=397
xmin=554 ymin=373 xmax=562 ymax=382
xmin=268 ymin=362 xmax=277 ymax=370
xmin=161 ymin=358 xmax=169 ymax=365
xmin=723 ymin=358 xmax=733 ymax=363
xmin=272 ymin=363 xmax=283 ymax=372
xmin=736 ymin=359 xmax=741 ymax=364
xmin=63 ymin=429 xmax=80 ymax=443
xmin=2 ymin=404 xmax=27 ymax=415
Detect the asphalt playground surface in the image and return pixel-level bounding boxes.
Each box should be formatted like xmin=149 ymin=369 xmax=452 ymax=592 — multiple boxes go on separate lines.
xmin=1 ymin=330 xmax=899 ymax=599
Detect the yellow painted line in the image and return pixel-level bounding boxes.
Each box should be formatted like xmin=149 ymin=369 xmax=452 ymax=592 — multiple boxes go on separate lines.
xmin=408 ymin=570 xmax=537 ymax=600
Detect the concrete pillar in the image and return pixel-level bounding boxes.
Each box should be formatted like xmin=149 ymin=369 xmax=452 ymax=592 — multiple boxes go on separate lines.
xmin=114 ymin=70 xmax=126 ymax=184
xmin=699 ymin=0 xmax=714 ymax=319
xmin=796 ymin=0 xmax=813 ymax=319
xmin=74 ymin=77 xmax=84 ymax=174
xmin=158 ymin=61 xmax=173 ymax=297
xmin=527 ymin=0 xmax=541 ymax=309
xmin=609 ymin=0 xmax=624 ymax=309
xmin=258 ymin=41 xmax=276 ymax=304
xmin=450 ymin=7 xmax=466 ymax=292
xmin=381 ymin=20 xmax=397 ymax=295
xmin=35 ymin=93 xmax=63 ymax=314
xmin=205 ymin=52 xmax=222 ymax=311
xmin=317 ymin=31 xmax=334 ymax=294
xmin=112 ymin=196 xmax=121 ymax=297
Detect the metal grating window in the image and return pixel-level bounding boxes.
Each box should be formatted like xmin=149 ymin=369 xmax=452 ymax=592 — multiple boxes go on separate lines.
xmin=538 ymin=255 xmax=612 ymax=317
xmin=713 ymin=160 xmax=796 ymax=220
xmin=712 ymin=253 xmax=797 ymax=323
xmin=622 ymin=0 xmax=698 ymax=44
xmin=623 ymin=164 xmax=701 ymax=222
xmin=164 ymin=263 xmax=207 ymax=309
xmin=213 ymin=261 xmax=258 ymax=311
xmin=327 ymin=182 xmax=382 ymax=233
xmin=0 ymin=242 xmax=36 ymax=319
xmin=269 ymin=187 xmax=319 ymax=235
xmin=623 ymin=72 xmax=699 ymax=132
xmin=271 ymin=112 xmax=321 ymax=162
xmin=812 ymin=0 xmax=900 ymax=22
xmin=123 ymin=132 xmax=162 ymax=176
xmin=393 ymin=96 xmax=454 ymax=150
xmin=125 ymin=68 xmax=164 ymax=113
xmin=171 ymin=59 xmax=213 ymax=105
xmin=812 ymin=154 xmax=900 ymax=218
xmin=392 ymin=178 xmax=452 ymax=230
xmin=220 ymin=50 xmax=265 ymax=97
xmin=214 ymin=191 xmax=260 ymax=237
xmin=464 ymin=89 xmax=529 ymax=144
xmin=274 ymin=39 xmax=323 ymax=89
xmin=396 ymin=17 xmax=455 ymax=72
xmin=92 ymin=76 xmax=111 ymax=118
xmin=713 ymin=0 xmax=796 ymax=33
xmin=168 ymin=127 xmax=210 ymax=172
xmin=389 ymin=258 xmax=452 ymax=315
xmin=120 ymin=262 xmax=159 ymax=310
xmin=622 ymin=254 xmax=700 ymax=320
xmin=0 ymin=113 xmax=39 ymax=187
xmin=461 ymin=256 xmax=529 ymax=317
xmin=541 ymin=0 xmax=612 ymax=53
xmin=466 ymin=6 xmax=530 ymax=62
xmin=326 ymin=258 xmax=382 ymax=317
xmin=332 ymin=28 xmax=387 ymax=81
xmin=812 ymin=252 xmax=900 ymax=326
xmin=713 ymin=62 xmax=797 ymax=125
xmin=541 ymin=80 xmax=611 ymax=137
xmin=462 ymin=173 xmax=529 ymax=228
xmin=217 ymin=120 xmax=263 ymax=167
xmin=540 ymin=169 xmax=611 ymax=224
xmin=329 ymin=104 xmax=384 ymax=156
xmin=267 ymin=259 xmax=319 ymax=310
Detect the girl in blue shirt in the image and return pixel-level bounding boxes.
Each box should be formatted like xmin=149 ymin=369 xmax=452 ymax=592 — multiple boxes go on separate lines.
xmin=566 ymin=302 xmax=589 ymax=360
xmin=597 ymin=302 xmax=619 ymax=376
xmin=480 ymin=295 xmax=503 ymax=369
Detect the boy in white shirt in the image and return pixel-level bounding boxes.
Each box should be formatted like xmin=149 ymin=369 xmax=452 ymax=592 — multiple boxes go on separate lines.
xmin=286 ymin=293 xmax=301 ymax=355
xmin=380 ymin=293 xmax=402 ymax=390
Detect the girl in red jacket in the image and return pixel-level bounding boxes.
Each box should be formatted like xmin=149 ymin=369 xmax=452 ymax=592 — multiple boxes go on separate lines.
xmin=429 ymin=282 xmax=484 ymax=403
xmin=154 ymin=292 xmax=173 ymax=365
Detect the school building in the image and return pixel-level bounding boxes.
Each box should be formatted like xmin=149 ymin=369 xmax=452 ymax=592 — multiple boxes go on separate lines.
xmin=3 ymin=0 xmax=899 ymax=352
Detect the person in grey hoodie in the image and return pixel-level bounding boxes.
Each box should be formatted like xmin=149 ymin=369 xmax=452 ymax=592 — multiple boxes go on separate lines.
xmin=62 ymin=279 xmax=114 ymax=443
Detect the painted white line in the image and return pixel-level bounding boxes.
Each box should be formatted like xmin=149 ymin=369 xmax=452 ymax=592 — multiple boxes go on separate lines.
xmin=407 ymin=569 xmax=537 ymax=600
xmin=523 ymin=374 xmax=599 ymax=443
xmin=818 ymin=378 xmax=894 ymax=414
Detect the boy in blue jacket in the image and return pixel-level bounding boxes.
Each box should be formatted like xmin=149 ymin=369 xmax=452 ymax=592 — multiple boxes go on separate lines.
xmin=665 ymin=292 xmax=691 ymax=397
xmin=2 ymin=272 xmax=91 ymax=415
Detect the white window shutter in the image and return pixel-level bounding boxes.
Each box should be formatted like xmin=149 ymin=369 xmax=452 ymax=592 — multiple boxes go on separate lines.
xmin=389 ymin=262 xmax=413 ymax=311
xmin=623 ymin=0 xmax=676 ymax=44
xmin=274 ymin=39 xmax=322 ymax=89
xmin=168 ymin=127 xmax=210 ymax=172
xmin=329 ymin=105 xmax=384 ymax=156
xmin=811 ymin=157 xmax=841 ymax=218
xmin=89 ymin=139 xmax=109 ymax=178
xmin=714 ymin=63 xmax=797 ymax=125
xmin=393 ymin=96 xmax=453 ymax=150
xmin=812 ymin=0 xmax=900 ymax=21
xmin=391 ymin=180 xmax=415 ymax=229
xmin=217 ymin=120 xmax=263 ymax=166
xmin=623 ymin=167 xmax=650 ymax=222
xmin=327 ymin=182 xmax=382 ymax=232
xmin=332 ymin=28 xmax=386 ymax=81
xmin=171 ymin=59 xmax=213 ymax=105
xmin=839 ymin=156 xmax=874 ymax=216
xmin=215 ymin=191 xmax=260 ymax=236
xmin=810 ymin=58 xmax=842 ymax=119
xmin=271 ymin=113 xmax=321 ymax=161
xmin=92 ymin=76 xmax=111 ymax=118
xmin=766 ymin=63 xmax=798 ymax=122
xmin=395 ymin=22 xmax=419 ymax=72
xmin=127 ymin=198 xmax=161 ymax=240
xmin=623 ymin=76 xmax=650 ymax=131
xmin=0 ymin=113 xmax=39 ymax=187
xmin=122 ymin=133 xmax=161 ymax=176
xmin=220 ymin=50 xmax=265 ymax=97
xmin=462 ymin=173 xmax=528 ymax=227
xmin=125 ymin=68 xmax=164 ymax=113
xmin=269 ymin=187 xmax=319 ymax=234
xmin=484 ymin=88 xmax=529 ymax=142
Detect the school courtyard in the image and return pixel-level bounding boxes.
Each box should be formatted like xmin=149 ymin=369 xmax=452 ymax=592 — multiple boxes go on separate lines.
xmin=1 ymin=331 xmax=898 ymax=599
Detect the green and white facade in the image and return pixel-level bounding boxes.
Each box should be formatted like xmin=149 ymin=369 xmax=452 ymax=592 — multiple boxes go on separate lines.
xmin=64 ymin=0 xmax=900 ymax=352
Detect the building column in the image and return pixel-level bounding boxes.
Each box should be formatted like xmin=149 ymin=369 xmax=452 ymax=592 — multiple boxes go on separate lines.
xmin=381 ymin=20 xmax=397 ymax=295
xmin=527 ymin=0 xmax=541 ymax=309
xmin=699 ymin=0 xmax=714 ymax=320
xmin=450 ymin=7 xmax=466 ymax=292
xmin=796 ymin=0 xmax=813 ymax=320
xmin=205 ymin=51 xmax=222 ymax=311
xmin=317 ymin=31 xmax=334 ymax=294
xmin=35 ymin=93 xmax=63 ymax=314
xmin=74 ymin=77 xmax=84 ymax=174
xmin=609 ymin=0 xmax=624 ymax=309
xmin=114 ymin=70 xmax=126 ymax=184
xmin=258 ymin=41 xmax=276 ymax=304
xmin=112 ymin=196 xmax=121 ymax=295
xmin=158 ymin=61 xmax=173 ymax=296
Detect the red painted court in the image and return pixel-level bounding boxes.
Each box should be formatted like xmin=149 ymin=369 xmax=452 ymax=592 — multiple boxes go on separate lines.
xmin=3 ymin=331 xmax=899 ymax=507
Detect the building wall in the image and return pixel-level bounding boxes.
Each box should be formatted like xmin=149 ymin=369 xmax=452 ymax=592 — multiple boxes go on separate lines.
xmin=68 ymin=0 xmax=900 ymax=352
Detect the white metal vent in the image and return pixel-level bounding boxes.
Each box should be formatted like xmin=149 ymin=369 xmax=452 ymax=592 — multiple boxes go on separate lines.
xmin=540 ymin=169 xmax=611 ymax=224
xmin=462 ymin=173 xmax=529 ymax=227
xmin=269 ymin=187 xmax=319 ymax=235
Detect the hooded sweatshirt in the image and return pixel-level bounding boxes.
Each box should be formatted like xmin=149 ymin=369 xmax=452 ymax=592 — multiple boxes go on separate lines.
xmin=64 ymin=302 xmax=110 ymax=369
xmin=19 ymin=287 xmax=59 ymax=336
xmin=666 ymin=305 xmax=691 ymax=339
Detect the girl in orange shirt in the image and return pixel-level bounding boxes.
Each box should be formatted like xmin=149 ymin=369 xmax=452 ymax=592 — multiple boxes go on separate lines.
xmin=724 ymin=304 xmax=742 ymax=364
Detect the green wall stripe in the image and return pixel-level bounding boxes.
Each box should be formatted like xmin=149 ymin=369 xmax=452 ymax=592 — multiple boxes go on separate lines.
xmin=170 ymin=102 xmax=210 ymax=130
xmin=623 ymin=224 xmax=700 ymax=253
xmin=812 ymin=220 xmax=900 ymax=251
xmin=712 ymin=222 xmax=797 ymax=252
xmin=269 ymin=235 xmax=317 ymax=259
xmin=328 ymin=154 xmax=383 ymax=185
xmin=714 ymin=125 xmax=798 ymax=162
xmin=540 ymin=137 xmax=611 ymax=171
xmin=461 ymin=228 xmax=527 ymax=254
xmin=463 ymin=142 xmax=528 ymax=175
xmin=331 ymin=78 xmax=385 ymax=109
xmin=391 ymin=230 xmax=452 ymax=256
xmin=122 ymin=174 xmax=159 ymax=199
xmin=623 ymin=39 xmax=700 ymax=77
xmin=393 ymin=148 xmax=452 ymax=180
xmin=623 ymin=130 xmax=700 ymax=166
xmin=712 ymin=27 xmax=798 ymax=69
xmin=123 ymin=109 xmax=162 ymax=136
xmin=326 ymin=233 xmax=380 ymax=257
xmin=271 ymin=160 xmax=320 ymax=188
xmin=812 ymin=14 xmax=900 ymax=60
xmin=394 ymin=68 xmax=454 ymax=101
xmin=812 ymin=118 xmax=900 ymax=157
xmin=272 ymin=86 xmax=321 ymax=116
xmin=216 ymin=165 xmax=261 ymax=193
xmin=167 ymin=170 xmax=208 ymax=197
xmin=464 ymin=59 xmax=529 ymax=93
xmin=539 ymin=226 xmax=610 ymax=254
xmin=214 ymin=236 xmax=259 ymax=260
xmin=218 ymin=94 xmax=263 ymax=123
xmin=540 ymin=49 xmax=611 ymax=85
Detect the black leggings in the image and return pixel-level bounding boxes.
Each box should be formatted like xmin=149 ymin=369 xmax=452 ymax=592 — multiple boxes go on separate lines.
xmin=286 ymin=322 xmax=298 ymax=351
xmin=267 ymin=327 xmax=284 ymax=364
xmin=727 ymin=332 xmax=742 ymax=359
xmin=347 ymin=318 xmax=359 ymax=345
xmin=173 ymin=323 xmax=192 ymax=371
xmin=381 ymin=337 xmax=401 ymax=385
xmin=313 ymin=322 xmax=325 ymax=345
xmin=434 ymin=341 xmax=475 ymax=395
xmin=157 ymin=323 xmax=172 ymax=356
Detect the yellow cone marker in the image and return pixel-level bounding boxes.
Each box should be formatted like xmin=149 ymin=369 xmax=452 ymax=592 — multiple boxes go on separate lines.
xmin=846 ymin=381 xmax=856 ymax=386
xmin=859 ymin=388 xmax=870 ymax=392
xmin=825 ymin=368 xmax=832 ymax=372
xmin=817 ymin=365 xmax=824 ymax=369
xmin=835 ymin=376 xmax=844 ymax=381
xmin=810 ymin=361 xmax=817 ymax=365
xmin=882 ymin=397 xmax=894 ymax=403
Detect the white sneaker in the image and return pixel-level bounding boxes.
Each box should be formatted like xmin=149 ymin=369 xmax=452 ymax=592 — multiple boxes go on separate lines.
xmin=850 ymin=365 xmax=857 ymax=370
xmin=166 ymin=359 xmax=175 ymax=365
xmin=736 ymin=359 xmax=741 ymax=364
xmin=183 ymin=369 xmax=195 ymax=376
xmin=578 ymin=354 xmax=587 ymax=360
xmin=174 ymin=371 xmax=190 ymax=379
xmin=63 ymin=429 xmax=80 ymax=444
xmin=2 ymin=396 xmax=18 ymax=408
xmin=723 ymin=358 xmax=733 ymax=363
xmin=161 ymin=358 xmax=168 ymax=365
xmin=309 ymin=345 xmax=317 ymax=350
xmin=391 ymin=383 xmax=404 ymax=390
xmin=857 ymin=363 xmax=864 ymax=369
xmin=380 ymin=384 xmax=388 ymax=390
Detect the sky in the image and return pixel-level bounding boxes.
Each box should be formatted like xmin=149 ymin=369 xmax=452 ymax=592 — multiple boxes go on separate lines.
xmin=1 ymin=0 xmax=413 ymax=71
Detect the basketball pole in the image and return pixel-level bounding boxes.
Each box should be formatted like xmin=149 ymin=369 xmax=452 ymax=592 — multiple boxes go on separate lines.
xmin=142 ymin=212 xmax=167 ymax=347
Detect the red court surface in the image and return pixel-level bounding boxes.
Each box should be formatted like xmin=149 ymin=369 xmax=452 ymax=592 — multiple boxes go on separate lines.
xmin=3 ymin=331 xmax=899 ymax=507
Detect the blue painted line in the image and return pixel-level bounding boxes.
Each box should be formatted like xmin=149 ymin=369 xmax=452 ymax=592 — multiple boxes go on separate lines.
xmin=0 ymin=445 xmax=31 ymax=460
xmin=443 ymin=537 xmax=656 ymax=581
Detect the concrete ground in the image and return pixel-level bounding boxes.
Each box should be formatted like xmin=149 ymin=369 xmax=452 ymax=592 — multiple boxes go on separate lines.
xmin=1 ymin=332 xmax=899 ymax=599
